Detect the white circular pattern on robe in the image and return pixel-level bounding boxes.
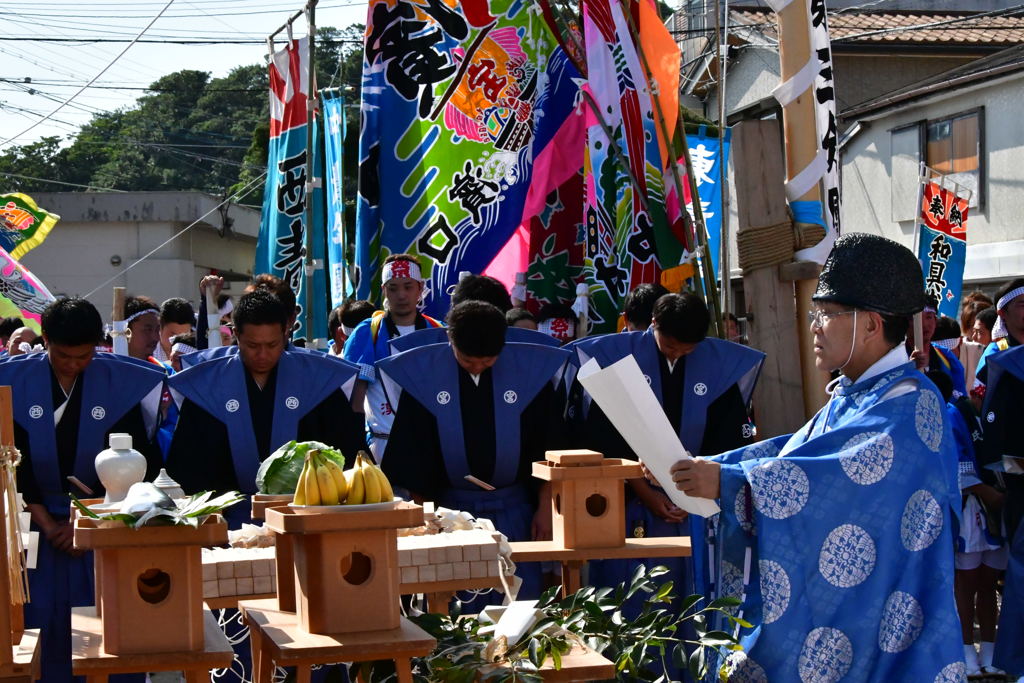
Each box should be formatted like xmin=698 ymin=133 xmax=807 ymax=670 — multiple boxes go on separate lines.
xmin=934 ymin=661 xmax=966 ymax=683
xmin=28 ymin=405 xmax=43 ymax=419
xmin=225 ymin=399 xmax=240 ymax=413
xmin=878 ymin=591 xmax=924 ymax=653
xmin=719 ymin=560 xmax=744 ymax=614
xmin=503 ymin=390 xmax=517 ymax=404
xmin=694 ymin=382 xmax=708 ymax=396
xmin=741 ymin=440 xmax=780 ymax=462
xmin=748 ymin=459 xmax=809 ymax=519
xmin=436 ymin=391 xmax=451 ymax=405
xmin=759 ymin=560 xmax=791 ymax=624
xmin=284 ymin=396 xmax=299 ymax=410
xmin=986 ymin=411 xmax=995 ymax=423
xmin=900 ymin=489 xmax=943 ymax=551
xmin=839 ymin=431 xmax=894 ymax=485
xmin=725 ymin=651 xmax=768 ymax=683
xmin=798 ymin=627 xmax=853 ymax=683
xmin=91 ymin=406 xmax=106 ymax=420
xmin=734 ymin=487 xmax=755 ymax=534
xmin=914 ymin=391 xmax=943 ymax=452
xmin=818 ymin=524 xmax=876 ymax=588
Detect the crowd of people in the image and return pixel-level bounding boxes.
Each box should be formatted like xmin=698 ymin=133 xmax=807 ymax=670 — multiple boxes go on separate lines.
xmin=0 ymin=233 xmax=1021 ymax=682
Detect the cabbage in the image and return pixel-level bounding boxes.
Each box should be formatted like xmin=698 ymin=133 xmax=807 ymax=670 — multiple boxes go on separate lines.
xmin=256 ymin=440 xmax=347 ymax=494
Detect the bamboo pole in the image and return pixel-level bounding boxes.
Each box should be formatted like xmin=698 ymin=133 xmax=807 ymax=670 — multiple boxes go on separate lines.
xmin=775 ymin=0 xmax=830 ymax=417
xmin=0 ymin=386 xmax=20 ymax=663
xmin=303 ymin=0 xmax=319 ymax=346
xmin=111 ymin=287 xmax=128 ymax=356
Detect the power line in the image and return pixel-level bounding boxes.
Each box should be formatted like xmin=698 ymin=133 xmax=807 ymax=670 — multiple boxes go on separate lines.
xmin=0 ymin=0 xmax=178 ymax=149
xmin=0 ymin=170 xmax=126 ymax=192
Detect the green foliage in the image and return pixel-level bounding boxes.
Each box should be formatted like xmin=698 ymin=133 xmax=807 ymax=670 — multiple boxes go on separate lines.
xmin=357 ymin=565 xmax=744 ymax=682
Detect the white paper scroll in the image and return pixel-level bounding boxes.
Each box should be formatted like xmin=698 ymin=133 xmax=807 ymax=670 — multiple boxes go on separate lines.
xmin=577 ymin=356 xmax=720 ymax=517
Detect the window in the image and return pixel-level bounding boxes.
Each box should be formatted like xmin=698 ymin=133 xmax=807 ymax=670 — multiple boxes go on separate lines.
xmin=926 ymin=110 xmax=982 ymax=208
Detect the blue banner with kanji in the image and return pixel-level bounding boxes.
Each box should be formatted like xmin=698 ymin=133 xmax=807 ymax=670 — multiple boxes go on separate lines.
xmin=256 ymin=36 xmax=328 ymax=344
xmin=322 ymin=93 xmax=350 ymax=307
xmin=916 ymin=179 xmax=969 ymax=319
xmin=685 ymin=126 xmax=730 ymax=280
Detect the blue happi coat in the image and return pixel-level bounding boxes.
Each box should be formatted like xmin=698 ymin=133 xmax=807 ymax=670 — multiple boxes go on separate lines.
xmin=570 ymin=331 xmax=764 ymax=600
xmin=713 ymin=362 xmax=964 ymax=681
xmin=982 ymin=344 xmax=1024 ymax=676
xmin=0 ymin=352 xmax=164 ymax=683
xmin=378 ymin=342 xmax=570 ymax=600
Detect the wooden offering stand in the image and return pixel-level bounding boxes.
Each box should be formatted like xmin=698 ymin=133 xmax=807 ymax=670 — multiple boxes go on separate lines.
xmin=511 ymin=450 xmax=692 ymax=596
xmin=250 ymin=494 xmax=295 ymax=610
xmin=70 ymin=515 xmax=234 ymax=680
xmin=240 ymin=502 xmax=436 ymax=683
xmin=0 ymin=386 xmax=40 ymax=682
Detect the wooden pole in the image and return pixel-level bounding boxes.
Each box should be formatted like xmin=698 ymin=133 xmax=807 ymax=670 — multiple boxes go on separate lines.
xmin=775 ymin=0 xmax=830 ymax=417
xmin=303 ymin=0 xmax=319 ymax=347
xmin=111 ymin=287 xmax=128 ymax=356
xmin=0 ymin=386 xmax=19 ymax=663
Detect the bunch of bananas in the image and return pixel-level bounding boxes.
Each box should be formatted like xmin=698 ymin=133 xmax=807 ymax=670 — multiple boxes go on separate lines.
xmin=292 ymin=450 xmax=394 ymax=506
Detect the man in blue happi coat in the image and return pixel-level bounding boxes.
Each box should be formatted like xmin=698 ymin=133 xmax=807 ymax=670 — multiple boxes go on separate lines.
xmin=666 ymin=234 xmax=964 ymax=681
xmin=568 ymin=292 xmax=763 ymax=604
xmin=980 ymin=343 xmax=1024 ymax=680
xmin=166 ymin=289 xmax=367 ymax=527
xmin=2 ymin=298 xmax=165 ymax=683
xmin=379 ymin=301 xmax=571 ymax=600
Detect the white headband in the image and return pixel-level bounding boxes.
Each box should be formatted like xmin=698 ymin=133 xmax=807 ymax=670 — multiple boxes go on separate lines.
xmin=341 ymin=324 xmax=355 ymax=337
xmin=171 ymin=342 xmax=197 ymax=356
xmin=993 ymin=286 xmax=1024 ymax=340
xmin=538 ymin=317 xmax=575 ymax=341
xmin=124 ymin=308 xmax=159 ymax=325
xmin=932 ymin=337 xmax=959 ymax=350
xmin=923 ymin=306 xmax=937 ymax=315
xmin=382 ymin=259 xmax=422 ymax=284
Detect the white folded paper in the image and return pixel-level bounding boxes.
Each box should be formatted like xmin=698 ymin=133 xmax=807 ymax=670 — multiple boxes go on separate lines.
xmin=577 ymin=355 xmax=720 ymax=517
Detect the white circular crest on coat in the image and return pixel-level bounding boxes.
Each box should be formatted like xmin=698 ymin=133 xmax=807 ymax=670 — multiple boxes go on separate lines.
xmin=748 ymin=459 xmax=809 ymax=519
xmin=759 ymin=559 xmax=791 ymax=624
xmin=694 ymin=382 xmax=708 ymax=396
xmin=798 ymin=627 xmax=853 ymax=683
xmin=900 ymin=489 xmax=943 ymax=551
xmin=503 ymin=390 xmax=517 ymax=404
xmin=436 ymin=391 xmax=451 ymax=405
xmin=734 ymin=487 xmax=755 ymax=534
xmin=986 ymin=411 xmax=995 ymax=423
xmin=914 ymin=391 xmax=943 ymax=452
xmin=28 ymin=405 xmax=43 ymax=419
xmin=643 ymin=374 xmax=652 ymax=385
xmin=285 ymin=396 xmax=299 ymax=410
xmin=934 ymin=661 xmax=966 ymax=683
xmin=878 ymin=591 xmax=924 ymax=653
xmin=719 ymin=560 xmax=744 ymax=615
xmin=225 ymin=399 xmax=240 ymax=413
xmin=91 ymin=406 xmax=106 ymax=420
xmin=740 ymin=440 xmax=780 ymax=462
xmin=839 ymin=431 xmax=894 ymax=485
xmin=741 ymin=423 xmax=754 ymax=439
xmin=818 ymin=524 xmax=876 ymax=588
xmin=725 ymin=651 xmax=768 ymax=683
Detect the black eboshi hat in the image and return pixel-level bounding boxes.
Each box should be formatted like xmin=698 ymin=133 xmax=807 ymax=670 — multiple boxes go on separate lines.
xmin=813 ymin=233 xmax=926 ymax=317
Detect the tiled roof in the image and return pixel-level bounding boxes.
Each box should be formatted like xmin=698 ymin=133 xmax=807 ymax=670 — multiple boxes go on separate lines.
xmin=731 ymin=9 xmax=1024 ymax=46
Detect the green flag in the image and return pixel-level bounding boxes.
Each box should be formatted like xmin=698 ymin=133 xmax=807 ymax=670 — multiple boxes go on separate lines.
xmin=0 ymin=192 xmax=59 ymax=259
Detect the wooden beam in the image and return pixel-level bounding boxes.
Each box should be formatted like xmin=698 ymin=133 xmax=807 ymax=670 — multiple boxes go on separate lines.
xmin=733 ymin=120 xmax=806 ymax=438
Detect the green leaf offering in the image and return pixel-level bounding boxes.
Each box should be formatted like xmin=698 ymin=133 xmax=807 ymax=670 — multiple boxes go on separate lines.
xmin=256 ymin=440 xmax=347 ymax=495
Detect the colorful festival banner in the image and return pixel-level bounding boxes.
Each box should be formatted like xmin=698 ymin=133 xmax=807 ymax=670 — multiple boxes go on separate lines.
xmin=322 ymin=93 xmax=350 ymax=308
xmin=0 ymin=245 xmax=55 ymax=334
xmin=0 ymin=192 xmax=59 ymax=260
xmin=356 ymin=0 xmax=581 ymax=317
xmin=256 ymin=37 xmax=328 ymax=344
xmin=580 ymin=0 xmax=684 ymax=333
xmin=680 ymin=126 xmax=730 ymax=281
xmin=916 ymin=178 xmax=969 ymax=318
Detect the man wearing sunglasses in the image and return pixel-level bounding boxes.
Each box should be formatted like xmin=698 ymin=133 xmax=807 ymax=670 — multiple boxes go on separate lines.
xmin=661 ymin=233 xmax=963 ymax=680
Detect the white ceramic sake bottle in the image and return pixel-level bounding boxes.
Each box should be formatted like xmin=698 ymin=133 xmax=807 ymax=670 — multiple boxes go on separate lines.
xmin=94 ymin=433 xmax=147 ymax=504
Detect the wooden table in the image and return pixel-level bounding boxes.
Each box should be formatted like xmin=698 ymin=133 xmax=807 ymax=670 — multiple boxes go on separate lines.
xmin=0 ymin=629 xmax=39 ymax=683
xmin=509 ymin=537 xmax=692 ymax=595
xmin=238 ymin=598 xmax=436 ymax=683
xmin=71 ymin=607 xmax=233 ymax=682
xmin=493 ymin=642 xmax=615 ymax=682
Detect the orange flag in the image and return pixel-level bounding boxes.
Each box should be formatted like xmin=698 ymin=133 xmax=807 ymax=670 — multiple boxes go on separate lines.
xmin=638 ymin=0 xmax=681 ymax=168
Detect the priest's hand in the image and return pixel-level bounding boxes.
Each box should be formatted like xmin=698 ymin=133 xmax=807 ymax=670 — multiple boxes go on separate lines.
xmin=670 ymin=458 xmax=721 ymax=500
xmin=632 ymin=479 xmax=687 ymax=523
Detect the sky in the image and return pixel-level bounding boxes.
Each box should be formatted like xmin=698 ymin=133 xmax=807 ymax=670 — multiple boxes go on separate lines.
xmin=0 ymin=0 xmax=369 ymax=151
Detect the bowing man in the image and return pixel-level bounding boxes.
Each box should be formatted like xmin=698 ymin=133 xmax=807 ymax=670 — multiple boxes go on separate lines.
xmin=166 ymin=289 xmax=366 ymax=526
xmin=666 ymin=234 xmax=963 ymax=680
xmin=379 ymin=301 xmax=571 ymax=598
xmin=1 ymin=298 xmax=165 ymax=683
xmin=569 ymin=292 xmax=764 ymax=603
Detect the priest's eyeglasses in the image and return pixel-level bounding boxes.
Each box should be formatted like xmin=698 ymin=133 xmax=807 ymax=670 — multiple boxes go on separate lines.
xmin=808 ymin=309 xmax=856 ymax=329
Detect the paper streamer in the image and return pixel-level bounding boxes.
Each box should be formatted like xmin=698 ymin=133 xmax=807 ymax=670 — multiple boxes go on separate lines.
xmin=577 ymin=355 xmax=720 ymax=516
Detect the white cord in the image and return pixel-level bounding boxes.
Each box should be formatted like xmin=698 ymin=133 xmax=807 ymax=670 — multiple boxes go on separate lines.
xmin=837 ymin=310 xmax=858 ymax=373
